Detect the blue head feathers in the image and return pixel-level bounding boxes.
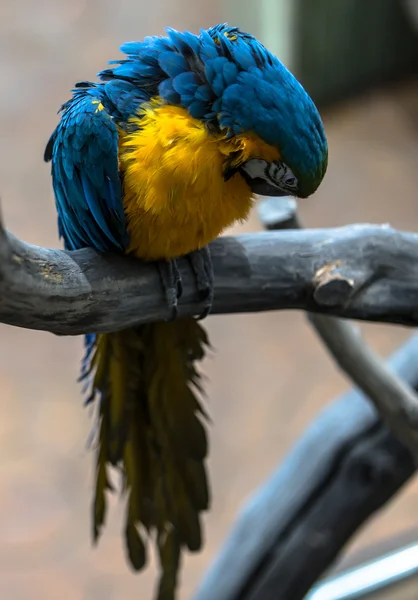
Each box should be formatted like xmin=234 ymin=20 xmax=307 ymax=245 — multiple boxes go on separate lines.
xmin=98 ymin=23 xmax=328 ymax=198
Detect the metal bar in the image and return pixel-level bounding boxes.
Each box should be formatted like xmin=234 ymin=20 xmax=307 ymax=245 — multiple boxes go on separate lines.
xmin=307 ymin=542 xmax=418 ymax=600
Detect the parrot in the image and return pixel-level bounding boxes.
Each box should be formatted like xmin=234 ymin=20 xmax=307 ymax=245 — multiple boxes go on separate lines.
xmin=44 ymin=24 xmax=328 ymax=599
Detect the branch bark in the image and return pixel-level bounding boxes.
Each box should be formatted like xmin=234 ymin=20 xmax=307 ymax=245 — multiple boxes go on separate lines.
xmin=3 ymin=215 xmax=418 ymax=335
xmin=193 ymin=335 xmax=418 ymax=600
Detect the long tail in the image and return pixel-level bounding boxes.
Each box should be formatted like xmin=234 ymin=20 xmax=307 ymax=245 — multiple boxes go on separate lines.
xmin=81 ymin=318 xmax=210 ymax=599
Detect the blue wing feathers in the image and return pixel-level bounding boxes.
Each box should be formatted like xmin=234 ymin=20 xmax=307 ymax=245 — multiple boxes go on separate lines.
xmin=46 ymin=90 xmax=128 ymax=253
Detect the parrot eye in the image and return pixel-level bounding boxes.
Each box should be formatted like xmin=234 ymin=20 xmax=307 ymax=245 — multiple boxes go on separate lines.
xmin=266 ymin=162 xmax=298 ymax=191
xmin=239 ymin=159 xmax=299 ymax=197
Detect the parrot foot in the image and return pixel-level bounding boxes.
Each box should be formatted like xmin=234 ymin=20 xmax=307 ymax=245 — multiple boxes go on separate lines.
xmin=187 ymin=246 xmax=214 ymax=320
xmin=158 ymin=259 xmax=183 ymax=320
xmin=158 ymin=247 xmax=214 ymax=321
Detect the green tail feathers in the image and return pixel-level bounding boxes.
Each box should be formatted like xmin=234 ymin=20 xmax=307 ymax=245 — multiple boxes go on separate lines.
xmin=85 ymin=318 xmax=210 ymax=599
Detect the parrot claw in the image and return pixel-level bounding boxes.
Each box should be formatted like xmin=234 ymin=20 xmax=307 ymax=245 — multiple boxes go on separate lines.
xmin=187 ymin=246 xmax=214 ymax=320
xmin=158 ymin=259 xmax=183 ymax=320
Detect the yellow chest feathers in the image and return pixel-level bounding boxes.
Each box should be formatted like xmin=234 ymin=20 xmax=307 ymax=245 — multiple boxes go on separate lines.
xmin=118 ymin=103 xmax=280 ymax=260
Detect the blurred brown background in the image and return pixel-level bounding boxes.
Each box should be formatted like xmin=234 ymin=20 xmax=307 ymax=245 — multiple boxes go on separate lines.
xmin=0 ymin=1 xmax=418 ymax=598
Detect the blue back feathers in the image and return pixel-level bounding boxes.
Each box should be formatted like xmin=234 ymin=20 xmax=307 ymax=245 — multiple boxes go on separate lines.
xmin=98 ymin=23 xmax=328 ymax=196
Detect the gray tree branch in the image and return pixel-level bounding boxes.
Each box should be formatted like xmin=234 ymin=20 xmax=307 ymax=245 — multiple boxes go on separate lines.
xmin=2 ymin=212 xmax=418 ymax=335
xmin=3 ymin=200 xmax=418 ymax=598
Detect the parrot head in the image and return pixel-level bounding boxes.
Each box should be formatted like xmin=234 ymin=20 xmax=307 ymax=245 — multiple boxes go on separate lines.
xmin=202 ymin=24 xmax=328 ymax=199
xmin=111 ymin=24 xmax=328 ymax=199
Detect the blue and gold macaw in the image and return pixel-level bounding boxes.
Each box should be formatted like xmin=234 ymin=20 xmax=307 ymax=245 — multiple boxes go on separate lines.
xmin=45 ymin=24 xmax=327 ymax=599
